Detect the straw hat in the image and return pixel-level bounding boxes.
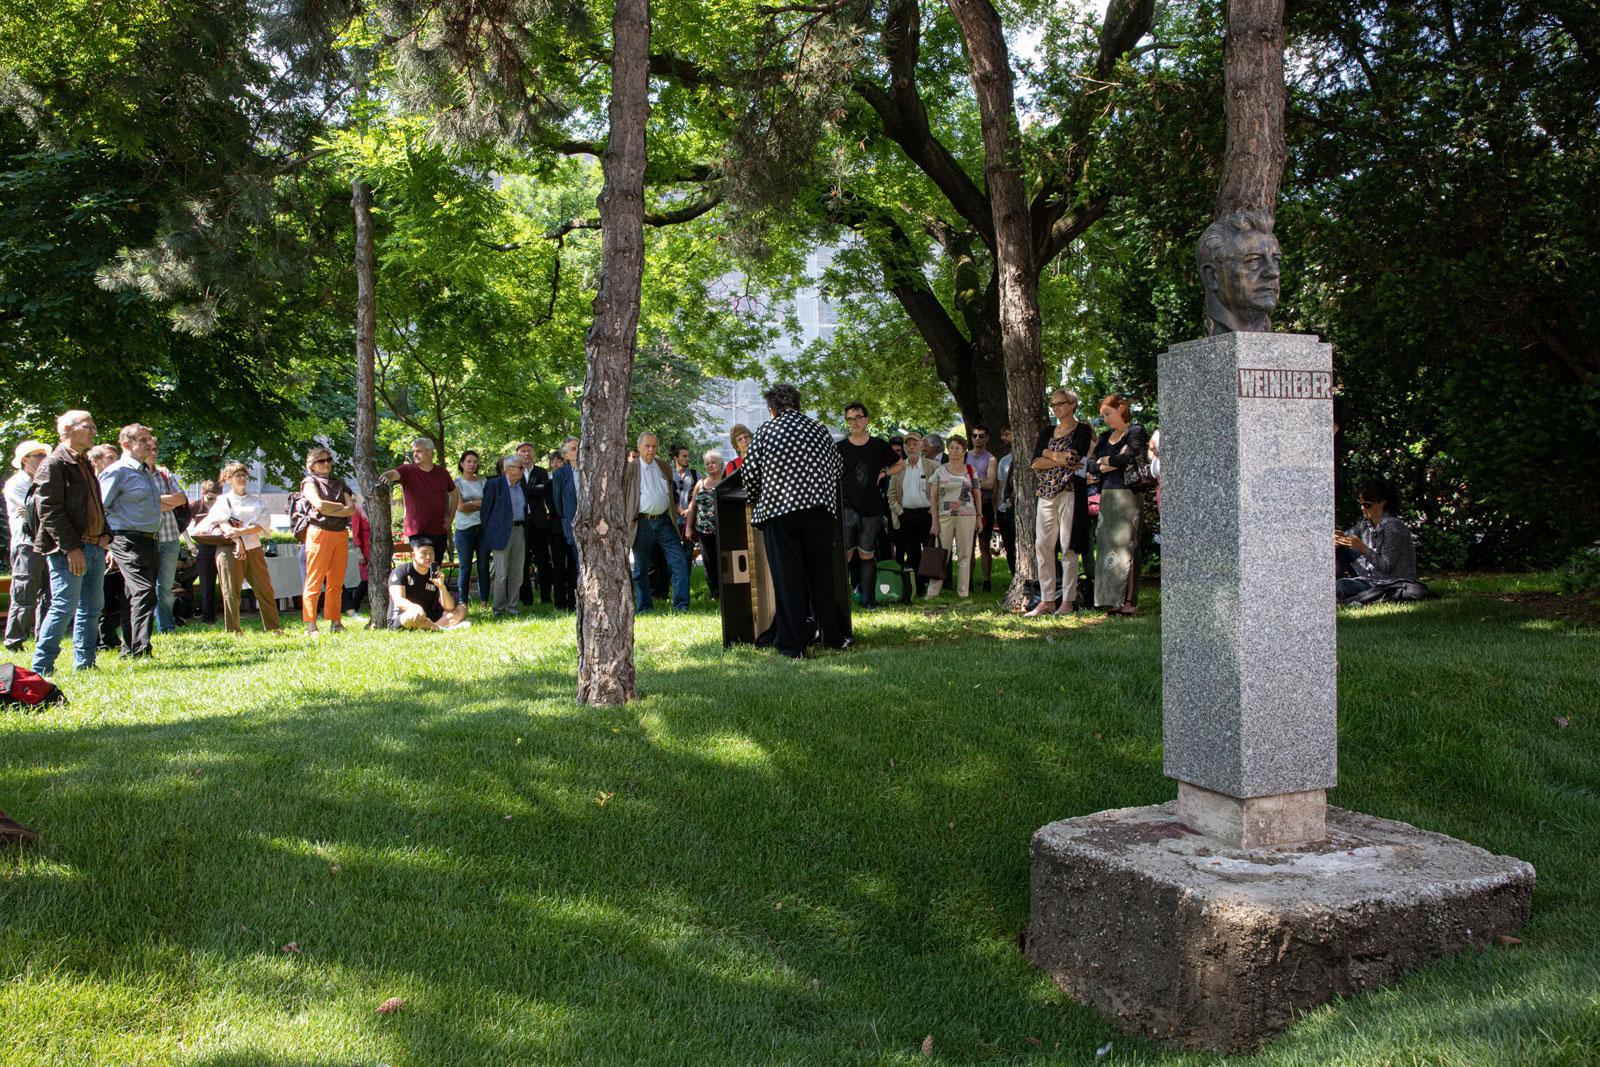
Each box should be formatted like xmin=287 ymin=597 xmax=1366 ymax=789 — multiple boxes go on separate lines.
xmin=12 ymin=440 xmax=49 ymax=469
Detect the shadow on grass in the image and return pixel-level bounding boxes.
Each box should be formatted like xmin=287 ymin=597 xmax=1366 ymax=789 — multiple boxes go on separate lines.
xmin=1 ymin=582 xmax=1595 ymax=1066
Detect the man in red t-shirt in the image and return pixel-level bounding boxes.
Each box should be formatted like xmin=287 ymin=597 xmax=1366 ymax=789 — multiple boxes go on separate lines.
xmin=379 ymin=438 xmax=458 ymax=554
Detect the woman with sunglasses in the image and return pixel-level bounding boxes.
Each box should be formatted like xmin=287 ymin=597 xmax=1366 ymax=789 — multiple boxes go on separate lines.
xmin=1335 ymin=479 xmax=1415 ymax=602
xmin=1025 ymin=390 xmax=1094 ymax=616
xmin=300 ymin=447 xmax=356 ymax=634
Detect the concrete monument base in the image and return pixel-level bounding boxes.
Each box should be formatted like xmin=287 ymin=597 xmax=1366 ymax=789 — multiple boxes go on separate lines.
xmin=1027 ymin=802 xmax=1534 ymax=1054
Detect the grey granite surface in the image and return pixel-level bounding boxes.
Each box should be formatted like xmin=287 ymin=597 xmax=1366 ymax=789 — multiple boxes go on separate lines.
xmin=1158 ymin=333 xmax=1337 ymax=798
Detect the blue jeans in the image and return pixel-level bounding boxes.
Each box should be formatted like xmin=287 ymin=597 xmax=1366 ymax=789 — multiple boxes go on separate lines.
xmin=33 ymin=543 xmax=108 ymax=674
xmin=632 ymin=514 xmax=690 ymax=612
xmin=155 ymin=538 xmax=181 ymax=633
xmin=455 ymin=524 xmax=489 ymax=605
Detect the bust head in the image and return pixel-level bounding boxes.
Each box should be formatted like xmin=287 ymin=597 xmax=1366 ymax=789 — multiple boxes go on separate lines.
xmin=1197 ymin=209 xmax=1281 ymax=335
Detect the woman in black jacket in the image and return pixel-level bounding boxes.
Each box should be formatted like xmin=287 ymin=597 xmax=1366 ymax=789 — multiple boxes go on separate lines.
xmin=1087 ymin=394 xmax=1149 ymax=616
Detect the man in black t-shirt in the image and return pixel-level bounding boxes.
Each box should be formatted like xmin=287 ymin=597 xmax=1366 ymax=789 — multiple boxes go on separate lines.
xmin=388 ymin=542 xmax=469 ymax=630
xmin=836 ymin=401 xmax=905 ymax=609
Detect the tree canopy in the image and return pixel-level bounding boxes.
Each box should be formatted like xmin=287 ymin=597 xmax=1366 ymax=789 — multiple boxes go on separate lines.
xmin=0 ymin=0 xmax=1594 ymax=561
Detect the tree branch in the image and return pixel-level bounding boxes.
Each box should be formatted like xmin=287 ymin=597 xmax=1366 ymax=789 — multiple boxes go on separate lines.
xmin=271 ymin=146 xmax=335 ymax=177
xmin=830 ymin=195 xmax=975 ymax=386
xmin=1035 ymin=192 xmax=1113 ymax=269
xmin=849 ymin=0 xmax=995 ymax=247
xmin=544 ymin=194 xmax=723 ymax=239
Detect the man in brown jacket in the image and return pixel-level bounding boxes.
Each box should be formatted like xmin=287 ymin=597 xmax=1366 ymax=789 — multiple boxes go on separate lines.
xmin=31 ymin=410 xmax=111 ymax=675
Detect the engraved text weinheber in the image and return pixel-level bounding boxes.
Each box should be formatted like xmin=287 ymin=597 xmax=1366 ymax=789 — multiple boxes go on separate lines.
xmin=1237 ymin=368 xmax=1333 ymax=400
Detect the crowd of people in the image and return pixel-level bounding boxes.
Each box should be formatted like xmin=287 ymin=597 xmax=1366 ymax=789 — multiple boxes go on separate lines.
xmin=0 ymin=389 xmax=1419 ymax=846
xmin=2 ymin=388 xmax=1411 ymax=659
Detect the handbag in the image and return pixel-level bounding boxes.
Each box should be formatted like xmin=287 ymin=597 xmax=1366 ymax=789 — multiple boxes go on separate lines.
xmin=1122 ymin=443 xmax=1156 ymax=491
xmin=916 ymin=544 xmax=951 ymax=580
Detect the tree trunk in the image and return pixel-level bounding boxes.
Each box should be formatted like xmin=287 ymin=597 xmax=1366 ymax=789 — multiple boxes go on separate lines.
xmin=352 ymin=178 xmax=394 ymax=628
xmin=574 ymin=0 xmax=650 ymax=705
xmin=945 ymin=0 xmax=1048 ymax=609
xmin=1214 ymin=0 xmax=1286 ymax=218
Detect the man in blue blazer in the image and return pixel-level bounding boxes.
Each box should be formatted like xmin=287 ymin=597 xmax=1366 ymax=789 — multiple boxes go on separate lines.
xmin=550 ymin=436 xmax=579 ymax=610
xmin=479 ymin=455 xmax=531 ymax=616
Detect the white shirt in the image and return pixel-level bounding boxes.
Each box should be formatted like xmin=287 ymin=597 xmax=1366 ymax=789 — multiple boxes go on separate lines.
xmin=203 ymin=491 xmax=269 ymax=551
xmin=5 ymin=469 xmax=31 ymax=545
xmin=637 ymin=459 xmax=671 ymax=516
xmin=901 ymin=459 xmax=930 ymax=509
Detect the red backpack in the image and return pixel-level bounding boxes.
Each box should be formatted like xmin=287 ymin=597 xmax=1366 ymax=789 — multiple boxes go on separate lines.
xmin=0 ymin=664 xmax=66 ymax=709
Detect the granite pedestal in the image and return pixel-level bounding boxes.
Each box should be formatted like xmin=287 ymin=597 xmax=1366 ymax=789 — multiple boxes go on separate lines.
xmin=1028 ymin=804 xmax=1535 ymax=1053
xmin=1158 ymin=333 xmax=1338 ymax=841
xmin=1025 ymin=332 xmax=1533 ymax=1052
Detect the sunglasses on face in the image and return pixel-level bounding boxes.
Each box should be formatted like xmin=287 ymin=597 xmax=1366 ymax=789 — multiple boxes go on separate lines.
xmin=1358 ymin=499 xmax=1378 ymax=508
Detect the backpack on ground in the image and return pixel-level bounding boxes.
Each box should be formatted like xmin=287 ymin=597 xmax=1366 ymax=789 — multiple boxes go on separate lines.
xmin=875 ymin=559 xmax=913 ymax=605
xmin=0 ymin=664 xmax=66 ymax=710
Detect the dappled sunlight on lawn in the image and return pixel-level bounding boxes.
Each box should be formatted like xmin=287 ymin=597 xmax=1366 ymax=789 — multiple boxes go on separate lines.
xmin=0 ymin=575 xmax=1594 ymax=1065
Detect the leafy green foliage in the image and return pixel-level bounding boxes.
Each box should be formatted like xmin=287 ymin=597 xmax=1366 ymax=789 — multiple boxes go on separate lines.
xmin=1287 ymin=0 xmax=1600 ymax=563
xmin=1555 ymin=547 xmax=1600 ymax=599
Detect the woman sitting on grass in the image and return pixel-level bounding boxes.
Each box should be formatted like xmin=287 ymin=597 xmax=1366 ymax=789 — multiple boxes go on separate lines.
xmin=199 ymin=462 xmax=283 ymax=636
xmin=1335 ymin=479 xmax=1416 ymax=603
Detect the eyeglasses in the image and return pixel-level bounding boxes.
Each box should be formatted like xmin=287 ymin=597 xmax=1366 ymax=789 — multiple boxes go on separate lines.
xmin=1050 ymin=400 xmax=1073 ymax=409
xmin=312 ymin=458 xmax=332 ymax=465
xmin=845 ymin=414 xmax=868 ymax=422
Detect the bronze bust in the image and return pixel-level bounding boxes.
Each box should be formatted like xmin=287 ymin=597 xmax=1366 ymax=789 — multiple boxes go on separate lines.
xmin=1196 ymin=209 xmax=1281 ymax=335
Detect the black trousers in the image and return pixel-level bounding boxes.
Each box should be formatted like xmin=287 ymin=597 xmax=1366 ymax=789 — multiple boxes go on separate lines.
xmin=520 ymin=524 xmax=554 ymax=604
xmin=195 ymin=543 xmax=218 ymax=623
xmin=698 ymin=529 xmax=720 ymax=599
xmin=108 ymin=530 xmax=158 ymax=656
xmin=896 ymin=507 xmax=933 ymax=593
xmin=549 ymin=535 xmax=577 ymax=609
xmin=996 ymin=507 xmax=1016 ymax=574
xmin=758 ymin=506 xmax=844 ymax=657
xmin=100 ymin=565 xmax=128 ymax=650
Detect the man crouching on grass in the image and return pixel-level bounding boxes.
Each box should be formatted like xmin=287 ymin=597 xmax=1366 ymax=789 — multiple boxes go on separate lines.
xmin=387 ymin=542 xmax=469 ymax=631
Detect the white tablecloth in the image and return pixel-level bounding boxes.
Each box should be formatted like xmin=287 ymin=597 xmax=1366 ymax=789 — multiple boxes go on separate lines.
xmin=244 ymin=542 xmax=361 ymax=605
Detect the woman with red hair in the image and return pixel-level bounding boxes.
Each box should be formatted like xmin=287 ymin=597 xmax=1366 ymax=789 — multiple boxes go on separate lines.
xmin=1087 ymin=394 xmax=1149 ymax=615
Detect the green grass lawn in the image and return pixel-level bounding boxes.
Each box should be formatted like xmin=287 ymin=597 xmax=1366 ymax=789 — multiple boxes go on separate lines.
xmin=1 ymin=574 xmax=1596 ymax=1066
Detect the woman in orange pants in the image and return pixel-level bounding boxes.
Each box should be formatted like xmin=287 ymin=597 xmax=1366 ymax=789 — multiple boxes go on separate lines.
xmin=299 ymin=447 xmax=356 ymax=635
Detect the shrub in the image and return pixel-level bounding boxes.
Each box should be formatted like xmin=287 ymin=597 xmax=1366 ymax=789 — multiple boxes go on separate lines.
xmin=1554 ymin=547 xmax=1600 ymax=599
